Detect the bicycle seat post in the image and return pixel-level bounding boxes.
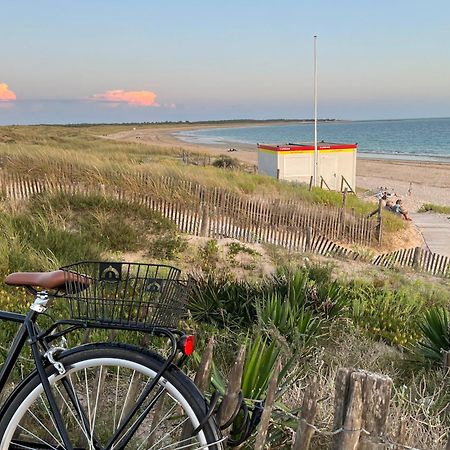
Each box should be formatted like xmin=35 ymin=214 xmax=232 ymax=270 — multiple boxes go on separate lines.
xmin=30 ymin=290 xmax=50 ymax=313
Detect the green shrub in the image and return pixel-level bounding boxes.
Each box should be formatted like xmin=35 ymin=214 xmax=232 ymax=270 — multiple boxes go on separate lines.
xmin=0 ymin=192 xmax=187 ymax=270
xmin=348 ymin=284 xmax=423 ymax=345
xmin=188 ymin=276 xmax=259 ymax=328
xmin=226 ymin=242 xmax=260 ymax=270
xmin=198 ymin=239 xmax=220 ymax=272
xmin=212 ymin=155 xmax=241 ymax=169
xmin=256 ymin=292 xmax=322 ymax=346
xmin=418 ymin=203 xmax=450 ymax=215
xmin=417 ymin=307 xmax=450 ymax=363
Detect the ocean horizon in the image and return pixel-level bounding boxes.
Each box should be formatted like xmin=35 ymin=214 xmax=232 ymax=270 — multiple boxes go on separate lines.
xmin=174 ymin=117 xmax=450 ymax=163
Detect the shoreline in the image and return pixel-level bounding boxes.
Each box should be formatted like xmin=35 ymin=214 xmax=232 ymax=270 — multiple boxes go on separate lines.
xmin=105 ymin=123 xmax=450 ymax=213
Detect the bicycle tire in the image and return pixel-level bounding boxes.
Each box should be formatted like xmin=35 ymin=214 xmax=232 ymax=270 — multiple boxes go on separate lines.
xmin=0 ymin=343 xmax=223 ymax=449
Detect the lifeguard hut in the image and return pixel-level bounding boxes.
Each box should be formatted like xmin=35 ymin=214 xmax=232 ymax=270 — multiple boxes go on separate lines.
xmin=257 ymin=141 xmax=357 ymax=192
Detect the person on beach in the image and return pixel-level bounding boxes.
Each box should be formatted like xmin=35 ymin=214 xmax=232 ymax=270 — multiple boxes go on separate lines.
xmin=375 ymin=187 xmax=396 ymax=201
xmin=385 ymin=200 xmax=394 ymax=211
xmin=392 ymin=199 xmax=412 ymax=221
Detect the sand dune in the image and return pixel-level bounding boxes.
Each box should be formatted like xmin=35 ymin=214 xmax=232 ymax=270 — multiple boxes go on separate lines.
xmin=106 ymin=124 xmax=450 ymax=213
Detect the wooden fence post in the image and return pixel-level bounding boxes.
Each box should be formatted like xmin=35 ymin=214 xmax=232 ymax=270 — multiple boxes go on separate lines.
xmin=194 ymin=337 xmax=215 ymax=391
xmin=200 ymin=205 xmax=210 ymax=237
xmin=332 ymin=370 xmax=364 ymax=450
xmin=412 ymin=247 xmax=422 ymax=269
xmin=339 ymin=188 xmax=348 ymax=240
xmin=253 ymin=359 xmax=281 ymax=450
xmin=342 ymin=188 xmax=348 ymax=208
xmin=332 ymin=369 xmax=392 ymax=450
xmin=358 ymin=372 xmax=392 ymax=450
xmin=292 ymin=379 xmax=319 ymax=450
xmin=181 ymin=337 xmax=215 ymax=443
xmin=394 ymin=417 xmax=407 ymax=450
xmin=218 ymin=345 xmax=246 ymax=436
xmin=446 ymin=433 xmax=450 ymax=450
xmin=376 ymin=199 xmax=383 ymax=244
xmin=332 ymin=368 xmax=352 ymax=449
xmin=305 ymin=226 xmax=313 ymax=252
xmin=309 ymin=176 xmax=313 ymax=191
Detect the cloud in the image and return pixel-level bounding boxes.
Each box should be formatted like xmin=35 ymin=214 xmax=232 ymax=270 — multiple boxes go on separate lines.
xmin=90 ymin=89 xmax=159 ymax=107
xmin=0 ymin=83 xmax=16 ymax=102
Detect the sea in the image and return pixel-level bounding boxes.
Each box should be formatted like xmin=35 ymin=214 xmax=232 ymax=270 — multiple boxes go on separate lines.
xmin=174 ymin=117 xmax=450 ymax=162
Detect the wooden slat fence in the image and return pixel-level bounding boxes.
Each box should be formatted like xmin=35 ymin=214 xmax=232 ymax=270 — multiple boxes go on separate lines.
xmin=373 ymin=246 xmax=450 ymax=278
xmin=0 ymin=170 xmax=378 ymax=248
xmin=2 ymin=170 xmax=449 ymax=278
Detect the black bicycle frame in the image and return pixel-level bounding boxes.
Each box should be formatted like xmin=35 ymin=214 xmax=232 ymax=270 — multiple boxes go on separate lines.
xmin=0 ymin=304 xmax=183 ymax=449
xmin=0 ymin=307 xmax=76 ymax=449
xmin=0 ymin=309 xmax=35 ymax=395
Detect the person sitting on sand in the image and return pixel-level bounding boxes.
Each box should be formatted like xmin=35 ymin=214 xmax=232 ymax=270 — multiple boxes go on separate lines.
xmin=385 ymin=200 xmax=394 ymax=211
xmin=392 ymin=199 xmax=412 ymax=221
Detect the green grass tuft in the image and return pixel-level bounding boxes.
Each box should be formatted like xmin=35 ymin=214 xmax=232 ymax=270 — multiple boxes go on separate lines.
xmin=419 ymin=203 xmax=450 ymax=214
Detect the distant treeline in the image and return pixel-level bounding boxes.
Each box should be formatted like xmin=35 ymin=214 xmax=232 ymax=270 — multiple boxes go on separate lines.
xmin=55 ymin=118 xmax=339 ymax=128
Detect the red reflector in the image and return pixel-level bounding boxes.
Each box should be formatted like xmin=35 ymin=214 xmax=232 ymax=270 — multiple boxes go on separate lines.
xmin=180 ymin=335 xmax=196 ymax=356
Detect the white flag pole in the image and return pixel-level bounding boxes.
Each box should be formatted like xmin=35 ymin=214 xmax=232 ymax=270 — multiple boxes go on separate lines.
xmin=313 ymin=35 xmax=319 ymax=187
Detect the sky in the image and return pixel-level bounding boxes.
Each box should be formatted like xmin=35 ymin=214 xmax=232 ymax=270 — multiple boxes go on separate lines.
xmin=1 ymin=0 xmax=450 ymax=124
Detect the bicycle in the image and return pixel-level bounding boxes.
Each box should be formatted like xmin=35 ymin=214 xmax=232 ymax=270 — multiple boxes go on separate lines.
xmin=0 ymin=261 xmax=229 ymax=449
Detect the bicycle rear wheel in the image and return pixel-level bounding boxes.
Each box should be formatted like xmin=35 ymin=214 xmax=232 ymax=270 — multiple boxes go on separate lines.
xmin=0 ymin=343 xmax=223 ymax=449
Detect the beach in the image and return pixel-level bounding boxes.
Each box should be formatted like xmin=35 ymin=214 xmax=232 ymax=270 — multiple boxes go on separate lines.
xmin=106 ymin=123 xmax=450 ymax=214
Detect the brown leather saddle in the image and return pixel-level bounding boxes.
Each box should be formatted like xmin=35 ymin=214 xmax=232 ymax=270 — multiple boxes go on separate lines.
xmin=5 ymin=270 xmax=90 ymax=291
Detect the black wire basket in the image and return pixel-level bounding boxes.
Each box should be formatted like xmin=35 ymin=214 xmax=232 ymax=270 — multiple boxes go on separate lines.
xmin=60 ymin=261 xmax=190 ymax=328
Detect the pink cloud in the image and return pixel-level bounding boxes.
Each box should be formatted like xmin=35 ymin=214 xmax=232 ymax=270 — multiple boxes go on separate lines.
xmin=0 ymin=83 xmax=16 ymax=101
xmin=91 ymin=89 xmax=159 ymax=107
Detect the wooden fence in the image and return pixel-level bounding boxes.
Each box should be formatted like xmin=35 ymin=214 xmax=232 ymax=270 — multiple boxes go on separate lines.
xmin=0 ymin=170 xmax=379 ymax=249
xmin=2 ymin=170 xmax=449 ymax=278
xmin=194 ymin=339 xmax=448 ymax=450
xmin=373 ymin=246 xmax=450 ymax=278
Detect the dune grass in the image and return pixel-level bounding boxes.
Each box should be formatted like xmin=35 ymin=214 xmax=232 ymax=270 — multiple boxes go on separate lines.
xmin=419 ymin=203 xmax=450 ymax=215
xmin=0 ymin=124 xmax=405 ymax=234
xmin=0 ymin=192 xmax=187 ymax=275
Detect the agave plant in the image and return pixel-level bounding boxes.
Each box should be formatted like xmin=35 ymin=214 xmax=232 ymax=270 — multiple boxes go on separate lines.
xmin=188 ymin=275 xmax=230 ymax=327
xmin=241 ymin=334 xmax=280 ymax=400
xmin=286 ymin=269 xmax=312 ymax=306
xmin=418 ymin=307 xmax=450 ymax=363
xmin=204 ymin=333 xmax=297 ymax=401
xmin=311 ymin=280 xmax=347 ymax=318
xmin=256 ymin=292 xmax=322 ymax=347
xmin=188 ymin=275 xmax=260 ymax=329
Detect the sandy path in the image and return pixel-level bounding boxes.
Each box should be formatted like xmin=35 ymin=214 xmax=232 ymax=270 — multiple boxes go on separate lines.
xmin=409 ymin=213 xmax=450 ymax=257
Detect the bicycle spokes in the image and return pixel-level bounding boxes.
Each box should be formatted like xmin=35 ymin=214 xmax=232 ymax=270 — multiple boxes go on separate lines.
xmin=9 ymin=363 xmax=207 ymax=450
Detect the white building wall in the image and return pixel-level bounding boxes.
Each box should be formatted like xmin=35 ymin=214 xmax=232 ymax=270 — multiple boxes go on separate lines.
xmin=258 ymin=148 xmax=357 ymax=191
xmin=281 ymin=153 xmax=314 ymax=184
xmin=258 ymin=151 xmax=279 ymax=178
xmin=319 ymin=151 xmax=357 ymax=191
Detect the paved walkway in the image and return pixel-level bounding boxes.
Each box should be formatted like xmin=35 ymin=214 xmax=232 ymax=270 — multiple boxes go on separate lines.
xmin=410 ymin=212 xmax=450 ymax=257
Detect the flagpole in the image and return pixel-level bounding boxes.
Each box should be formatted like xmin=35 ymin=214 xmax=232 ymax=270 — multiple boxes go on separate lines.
xmin=313 ymin=35 xmax=318 ymax=187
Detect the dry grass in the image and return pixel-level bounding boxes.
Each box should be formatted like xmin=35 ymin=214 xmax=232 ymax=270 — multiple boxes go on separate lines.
xmin=282 ymin=322 xmax=449 ymax=449
xmin=0 ymin=124 xmax=406 ymax=238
